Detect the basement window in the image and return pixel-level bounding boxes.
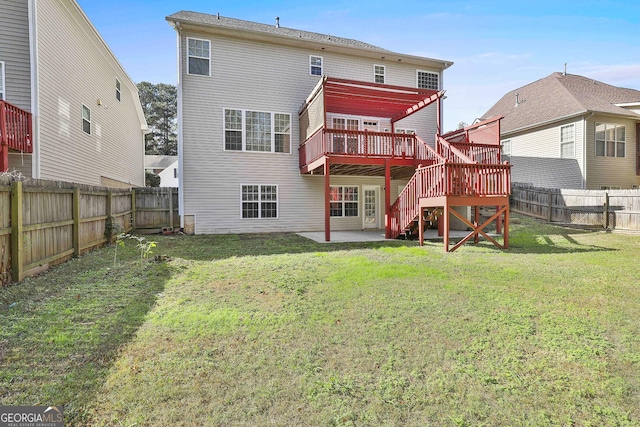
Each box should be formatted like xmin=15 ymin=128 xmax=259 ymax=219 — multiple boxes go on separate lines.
xmin=330 ymin=186 xmax=359 ymax=217
xmin=241 ymin=185 xmax=278 ymax=219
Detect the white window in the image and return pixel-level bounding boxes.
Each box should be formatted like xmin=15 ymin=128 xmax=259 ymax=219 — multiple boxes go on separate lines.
xmin=501 ymin=139 xmax=511 ymax=157
xmin=560 ymin=124 xmax=575 ymax=158
xmin=310 ymin=55 xmax=323 ymax=76
xmin=241 ymin=185 xmax=278 ymax=219
xmin=330 ymin=186 xmax=359 ymax=217
xmin=417 ymin=70 xmax=439 ymax=90
xmin=82 ymin=104 xmax=91 ymax=135
xmin=374 ymin=65 xmax=385 ymax=84
xmin=115 ymin=78 xmax=121 ymax=102
xmin=0 ymin=61 xmax=5 ymax=100
xmin=595 ymin=123 xmax=625 ymax=158
xmin=187 ymin=38 xmax=210 ymax=76
xmin=224 ymin=109 xmax=291 ymax=153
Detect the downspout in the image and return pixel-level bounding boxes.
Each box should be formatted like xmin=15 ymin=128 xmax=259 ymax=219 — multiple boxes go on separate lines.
xmin=174 ymin=21 xmax=185 ymax=228
xmin=583 ymin=112 xmax=594 ymax=189
xmin=28 ymin=0 xmax=40 ymax=178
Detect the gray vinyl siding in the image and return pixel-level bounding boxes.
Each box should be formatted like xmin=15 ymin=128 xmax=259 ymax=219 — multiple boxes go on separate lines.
xmin=180 ymin=29 xmax=441 ymax=233
xmin=34 ymin=0 xmax=145 ymax=186
xmin=0 ymin=0 xmax=31 ymax=110
xmin=505 ymin=118 xmax=584 ymax=189
xmin=585 ymin=114 xmax=640 ymax=189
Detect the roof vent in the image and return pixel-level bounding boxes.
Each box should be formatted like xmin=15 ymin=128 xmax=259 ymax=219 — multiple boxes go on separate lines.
xmin=217 ymin=12 xmax=220 ymax=19
xmin=515 ymin=93 xmax=519 ymax=107
xmin=563 ymin=63 xmax=567 ymax=76
xmin=275 ymin=16 xmax=280 ymax=28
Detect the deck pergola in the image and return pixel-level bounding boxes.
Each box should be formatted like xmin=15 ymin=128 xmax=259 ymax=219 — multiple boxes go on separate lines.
xmin=298 ymin=77 xmax=445 ymax=242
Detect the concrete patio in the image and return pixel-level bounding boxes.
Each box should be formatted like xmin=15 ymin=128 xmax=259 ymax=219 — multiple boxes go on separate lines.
xmin=297 ymin=229 xmax=482 ymax=243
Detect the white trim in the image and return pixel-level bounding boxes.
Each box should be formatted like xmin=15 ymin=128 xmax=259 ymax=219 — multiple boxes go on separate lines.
xmin=373 ymin=64 xmax=385 ymax=84
xmin=595 ymin=122 xmax=626 ymax=158
xmin=240 ymin=184 xmax=279 ymax=220
xmin=186 ymin=37 xmax=211 ymax=77
xmin=29 ymin=0 xmax=40 ymax=178
xmin=309 ymin=55 xmax=323 ymax=76
xmin=115 ymin=78 xmax=121 ymax=102
xmin=416 ymin=69 xmax=440 ymax=90
xmin=0 ymin=61 xmax=5 ymax=100
xmin=176 ymin=26 xmax=184 ymax=226
xmin=560 ymin=123 xmax=575 ymax=158
xmin=362 ymin=185 xmax=380 ymax=229
xmin=329 ymin=185 xmax=359 ymax=218
xmin=223 ymin=108 xmax=292 ymax=154
xmin=82 ymin=104 xmax=91 ymax=135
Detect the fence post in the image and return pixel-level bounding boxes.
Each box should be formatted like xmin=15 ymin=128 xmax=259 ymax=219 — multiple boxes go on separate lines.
xmin=604 ymin=192 xmax=609 ymax=229
xmin=131 ymin=188 xmax=136 ymax=232
xmin=10 ymin=181 xmax=24 ymax=282
xmin=547 ymin=190 xmax=553 ymax=222
xmin=106 ymin=190 xmax=113 ymax=243
xmin=73 ymin=187 xmax=80 ymax=257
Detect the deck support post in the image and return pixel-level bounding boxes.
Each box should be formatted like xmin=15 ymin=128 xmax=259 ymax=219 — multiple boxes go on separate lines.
xmin=324 ymin=157 xmax=331 ymax=242
xmin=496 ymin=205 xmax=502 ymax=234
xmin=504 ymin=204 xmax=510 ymax=249
xmin=384 ymin=158 xmax=391 ymax=238
xmin=474 ymin=206 xmax=479 ymax=244
xmin=418 ymin=207 xmax=424 ymax=246
xmin=443 ymin=199 xmax=450 ymax=252
xmin=0 ymin=104 xmax=6 ymax=172
xmin=0 ymin=143 xmax=7 ymax=173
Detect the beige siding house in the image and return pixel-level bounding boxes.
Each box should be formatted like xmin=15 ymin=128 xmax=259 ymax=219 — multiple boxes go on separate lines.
xmin=0 ymin=0 xmax=147 ymax=187
xmin=482 ymin=73 xmax=640 ymax=190
xmin=167 ymin=11 xmax=453 ymax=235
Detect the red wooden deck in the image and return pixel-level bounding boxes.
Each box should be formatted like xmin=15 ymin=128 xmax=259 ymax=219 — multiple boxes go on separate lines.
xmin=0 ymin=100 xmax=33 ymax=172
xmin=298 ymin=78 xmax=510 ymax=251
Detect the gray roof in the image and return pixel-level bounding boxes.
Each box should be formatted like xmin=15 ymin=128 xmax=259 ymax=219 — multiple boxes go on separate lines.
xmin=482 ymin=72 xmax=640 ymax=134
xmin=166 ymin=11 xmax=391 ymax=53
xmin=145 ymin=155 xmax=178 ymax=169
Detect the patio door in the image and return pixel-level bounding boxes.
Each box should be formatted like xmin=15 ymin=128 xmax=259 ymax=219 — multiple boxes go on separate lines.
xmin=363 ymin=120 xmax=379 ymax=154
xmin=362 ymin=185 xmax=380 ymax=229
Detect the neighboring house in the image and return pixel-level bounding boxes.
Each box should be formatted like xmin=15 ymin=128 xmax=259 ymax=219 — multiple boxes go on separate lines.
xmin=166 ymin=11 xmax=510 ymax=248
xmin=145 ymin=155 xmax=177 ymax=174
xmin=0 ymin=0 xmax=147 ymax=187
xmin=482 ymin=72 xmax=640 ymax=190
xmin=158 ymin=160 xmax=178 ymax=187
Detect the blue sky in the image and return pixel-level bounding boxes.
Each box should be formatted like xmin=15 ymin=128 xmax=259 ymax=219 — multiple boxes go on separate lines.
xmin=76 ymin=0 xmax=640 ymax=131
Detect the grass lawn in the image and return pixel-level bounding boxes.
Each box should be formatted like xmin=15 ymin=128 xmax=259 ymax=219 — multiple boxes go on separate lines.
xmin=1 ymin=216 xmax=640 ymax=426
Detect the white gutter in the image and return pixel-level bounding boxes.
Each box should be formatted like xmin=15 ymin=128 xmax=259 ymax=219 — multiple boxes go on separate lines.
xmin=582 ymin=112 xmax=595 ymax=190
xmin=174 ymin=22 xmax=185 ymax=229
xmin=28 ymin=0 xmax=40 ymax=178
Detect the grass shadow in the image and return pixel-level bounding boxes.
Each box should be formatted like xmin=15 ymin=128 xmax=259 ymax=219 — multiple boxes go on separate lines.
xmin=0 ymin=243 xmax=175 ymax=425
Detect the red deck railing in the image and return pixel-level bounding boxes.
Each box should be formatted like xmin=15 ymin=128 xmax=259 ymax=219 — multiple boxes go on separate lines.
xmin=449 ymin=142 xmax=501 ymax=164
xmin=0 ymin=100 xmax=33 ymax=153
xmin=390 ymin=162 xmax=511 ymax=238
xmin=299 ymin=128 xmax=423 ymax=169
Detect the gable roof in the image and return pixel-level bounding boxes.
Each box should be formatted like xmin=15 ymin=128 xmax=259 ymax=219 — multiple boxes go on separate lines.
xmin=482 ymin=72 xmax=640 ymax=134
xmin=166 ymin=11 xmax=452 ymax=70
xmin=145 ymin=155 xmax=178 ymax=170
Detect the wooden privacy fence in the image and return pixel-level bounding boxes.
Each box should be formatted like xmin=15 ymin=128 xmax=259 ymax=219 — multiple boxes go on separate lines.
xmin=0 ymin=177 xmax=179 ymax=283
xmin=511 ymin=184 xmax=640 ymax=231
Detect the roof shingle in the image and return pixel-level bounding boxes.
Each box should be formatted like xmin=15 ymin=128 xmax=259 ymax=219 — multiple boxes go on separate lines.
xmin=482 ymin=73 xmax=640 ymax=134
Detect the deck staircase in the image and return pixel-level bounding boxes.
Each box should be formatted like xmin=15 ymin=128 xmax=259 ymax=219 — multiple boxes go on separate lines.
xmin=389 ymin=121 xmax=511 ymax=251
xmin=1 ymin=100 xmax=33 ymax=172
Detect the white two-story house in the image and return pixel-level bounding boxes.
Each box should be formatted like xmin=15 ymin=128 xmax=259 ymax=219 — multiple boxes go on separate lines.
xmin=167 ymin=11 xmax=511 ymax=248
xmin=0 ymin=0 xmax=147 ymax=187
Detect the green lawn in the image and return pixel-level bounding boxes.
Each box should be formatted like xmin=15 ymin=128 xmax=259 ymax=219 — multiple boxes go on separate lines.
xmin=1 ymin=216 xmax=639 ymax=426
